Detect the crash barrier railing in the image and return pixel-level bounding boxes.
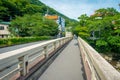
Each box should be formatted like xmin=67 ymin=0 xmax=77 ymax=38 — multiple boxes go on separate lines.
xmin=0 ymin=37 xmax=72 ymax=80
xmin=78 ymin=37 xmax=120 ymax=80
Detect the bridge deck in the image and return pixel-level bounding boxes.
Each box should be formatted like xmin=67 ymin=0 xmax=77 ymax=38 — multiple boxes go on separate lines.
xmin=38 ymin=39 xmax=85 ymax=80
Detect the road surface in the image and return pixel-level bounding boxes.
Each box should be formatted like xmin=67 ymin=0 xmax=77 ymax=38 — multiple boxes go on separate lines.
xmin=0 ymin=40 xmax=47 ymax=53
xmin=38 ymin=39 xmax=85 ymax=80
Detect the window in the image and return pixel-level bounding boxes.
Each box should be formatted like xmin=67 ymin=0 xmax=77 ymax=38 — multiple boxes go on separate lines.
xmin=0 ymin=26 xmax=4 ymax=30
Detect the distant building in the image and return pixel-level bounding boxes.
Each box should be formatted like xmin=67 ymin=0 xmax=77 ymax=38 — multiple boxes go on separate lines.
xmin=57 ymin=17 xmax=65 ymax=32
xmin=0 ymin=22 xmax=10 ymax=38
xmin=45 ymin=15 xmax=58 ymax=20
xmin=65 ymin=32 xmax=73 ymax=37
xmin=45 ymin=14 xmax=65 ymax=37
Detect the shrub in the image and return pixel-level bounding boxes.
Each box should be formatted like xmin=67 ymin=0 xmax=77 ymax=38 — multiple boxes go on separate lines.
xmin=0 ymin=36 xmax=51 ymax=47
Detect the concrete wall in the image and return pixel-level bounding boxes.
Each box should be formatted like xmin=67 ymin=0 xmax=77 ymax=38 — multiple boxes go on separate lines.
xmin=78 ymin=37 xmax=120 ymax=80
xmin=0 ymin=37 xmax=72 ymax=80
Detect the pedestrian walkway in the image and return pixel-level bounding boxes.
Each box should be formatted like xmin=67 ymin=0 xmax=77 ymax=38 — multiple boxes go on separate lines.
xmin=38 ymin=39 xmax=85 ymax=80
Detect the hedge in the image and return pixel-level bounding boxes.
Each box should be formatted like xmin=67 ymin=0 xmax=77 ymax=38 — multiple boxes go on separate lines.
xmin=0 ymin=36 xmax=51 ymax=47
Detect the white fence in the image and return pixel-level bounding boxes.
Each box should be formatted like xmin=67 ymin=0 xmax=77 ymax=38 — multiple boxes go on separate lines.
xmin=78 ymin=37 xmax=120 ymax=80
xmin=0 ymin=37 xmax=72 ymax=80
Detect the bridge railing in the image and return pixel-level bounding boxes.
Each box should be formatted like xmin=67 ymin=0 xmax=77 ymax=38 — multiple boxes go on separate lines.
xmin=0 ymin=37 xmax=72 ymax=80
xmin=78 ymin=37 xmax=120 ymax=80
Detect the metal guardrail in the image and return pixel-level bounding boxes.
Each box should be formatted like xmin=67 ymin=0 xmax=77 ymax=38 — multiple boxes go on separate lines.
xmin=78 ymin=37 xmax=120 ymax=80
xmin=0 ymin=37 xmax=72 ymax=80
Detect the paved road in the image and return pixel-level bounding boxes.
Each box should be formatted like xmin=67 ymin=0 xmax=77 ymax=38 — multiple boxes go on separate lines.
xmin=38 ymin=39 xmax=85 ymax=80
xmin=0 ymin=40 xmax=47 ymax=54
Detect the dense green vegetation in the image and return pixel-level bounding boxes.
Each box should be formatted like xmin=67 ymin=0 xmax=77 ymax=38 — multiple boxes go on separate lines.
xmin=2 ymin=0 xmax=119 ymax=60
xmin=0 ymin=0 xmax=71 ymax=21
xmin=0 ymin=36 xmax=51 ymax=47
xmin=0 ymin=0 xmax=74 ymax=37
xmin=10 ymin=13 xmax=58 ymax=37
xmin=73 ymin=8 xmax=120 ymax=60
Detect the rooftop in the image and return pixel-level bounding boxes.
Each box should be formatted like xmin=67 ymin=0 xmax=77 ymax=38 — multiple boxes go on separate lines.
xmin=45 ymin=15 xmax=58 ymax=20
xmin=0 ymin=22 xmax=11 ymax=25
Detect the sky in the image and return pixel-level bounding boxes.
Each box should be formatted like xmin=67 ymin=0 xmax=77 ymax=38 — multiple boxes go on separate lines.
xmin=40 ymin=0 xmax=120 ymax=20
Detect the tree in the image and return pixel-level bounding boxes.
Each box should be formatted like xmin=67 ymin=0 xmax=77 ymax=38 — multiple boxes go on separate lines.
xmin=78 ymin=14 xmax=89 ymax=26
xmin=94 ymin=8 xmax=119 ymax=18
xmin=73 ymin=8 xmax=120 ymax=59
xmin=10 ymin=13 xmax=58 ymax=37
xmin=73 ymin=14 xmax=90 ymax=38
xmin=89 ymin=8 xmax=120 ymax=58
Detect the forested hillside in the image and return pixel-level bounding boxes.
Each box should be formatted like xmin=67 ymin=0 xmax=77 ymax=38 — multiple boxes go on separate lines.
xmin=0 ymin=0 xmax=71 ymax=21
xmin=0 ymin=0 xmax=75 ymax=37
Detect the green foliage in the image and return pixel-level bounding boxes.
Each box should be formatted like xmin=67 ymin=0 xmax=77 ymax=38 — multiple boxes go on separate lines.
xmin=74 ymin=8 xmax=120 ymax=58
xmin=107 ymin=36 xmax=120 ymax=47
xmin=78 ymin=14 xmax=89 ymax=26
xmin=73 ymin=14 xmax=90 ymax=38
xmin=0 ymin=0 xmax=75 ymax=38
xmin=96 ymin=39 xmax=110 ymax=52
xmin=10 ymin=13 xmax=58 ymax=37
xmin=73 ymin=26 xmax=89 ymax=38
xmin=107 ymin=36 xmax=120 ymax=58
xmin=0 ymin=0 xmax=73 ymax=24
xmin=0 ymin=36 xmax=51 ymax=47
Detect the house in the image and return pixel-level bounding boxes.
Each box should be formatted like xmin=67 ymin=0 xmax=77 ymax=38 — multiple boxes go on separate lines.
xmin=0 ymin=22 xmax=10 ymax=38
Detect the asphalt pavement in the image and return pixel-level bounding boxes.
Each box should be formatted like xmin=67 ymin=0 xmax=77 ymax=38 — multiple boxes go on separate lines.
xmin=38 ymin=39 xmax=85 ymax=80
xmin=0 ymin=40 xmax=47 ymax=54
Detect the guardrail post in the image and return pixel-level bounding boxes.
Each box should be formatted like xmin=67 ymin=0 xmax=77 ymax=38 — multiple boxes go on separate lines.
xmin=54 ymin=42 xmax=57 ymax=50
xmin=44 ymin=46 xmax=48 ymax=58
xmin=19 ymin=55 xmax=28 ymax=76
xmin=59 ymin=40 xmax=61 ymax=46
xmin=64 ymin=39 xmax=66 ymax=44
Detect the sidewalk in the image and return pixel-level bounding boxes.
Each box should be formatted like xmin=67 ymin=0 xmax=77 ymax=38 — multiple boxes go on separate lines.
xmin=38 ymin=39 xmax=85 ymax=80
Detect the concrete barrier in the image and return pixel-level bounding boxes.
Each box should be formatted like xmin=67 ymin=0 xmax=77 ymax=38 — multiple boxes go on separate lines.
xmin=0 ymin=37 xmax=72 ymax=80
xmin=78 ymin=37 xmax=120 ymax=80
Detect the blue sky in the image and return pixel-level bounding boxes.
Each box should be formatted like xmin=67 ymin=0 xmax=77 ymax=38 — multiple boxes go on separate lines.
xmin=40 ymin=0 xmax=120 ymax=20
